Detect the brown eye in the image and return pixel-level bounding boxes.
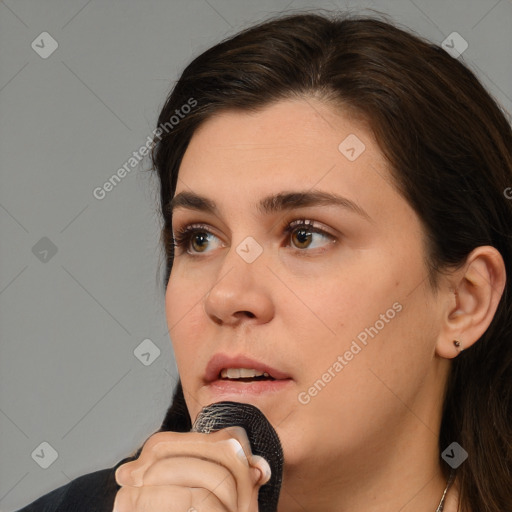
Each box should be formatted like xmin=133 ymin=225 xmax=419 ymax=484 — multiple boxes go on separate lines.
xmin=190 ymin=232 xmax=210 ymax=252
xmin=172 ymin=224 xmax=221 ymax=255
xmin=173 ymin=219 xmax=336 ymax=257
xmin=285 ymin=220 xmax=335 ymax=251
xmin=291 ymin=227 xmax=313 ymax=249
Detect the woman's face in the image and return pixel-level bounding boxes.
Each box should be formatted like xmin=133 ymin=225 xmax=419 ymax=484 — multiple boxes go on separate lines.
xmin=165 ymin=98 xmax=448 ymax=479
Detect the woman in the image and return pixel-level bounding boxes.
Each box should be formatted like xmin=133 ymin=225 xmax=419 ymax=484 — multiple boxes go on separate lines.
xmin=17 ymin=10 xmax=511 ymax=512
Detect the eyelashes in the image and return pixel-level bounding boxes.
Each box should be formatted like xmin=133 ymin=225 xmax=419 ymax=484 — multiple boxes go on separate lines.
xmin=172 ymin=218 xmax=337 ymax=256
xmin=172 ymin=223 xmax=215 ymax=254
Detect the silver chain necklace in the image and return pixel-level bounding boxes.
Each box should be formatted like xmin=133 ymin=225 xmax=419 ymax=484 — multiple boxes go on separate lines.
xmin=435 ymin=470 xmax=456 ymax=512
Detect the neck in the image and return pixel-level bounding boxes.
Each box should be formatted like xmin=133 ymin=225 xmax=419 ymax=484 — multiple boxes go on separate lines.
xmin=277 ymin=411 xmax=449 ymax=512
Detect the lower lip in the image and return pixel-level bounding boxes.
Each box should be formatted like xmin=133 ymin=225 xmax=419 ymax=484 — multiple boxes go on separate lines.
xmin=206 ymin=378 xmax=293 ymax=395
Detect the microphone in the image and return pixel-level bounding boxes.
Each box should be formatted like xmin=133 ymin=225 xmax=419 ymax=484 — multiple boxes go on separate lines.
xmin=191 ymin=401 xmax=284 ymax=512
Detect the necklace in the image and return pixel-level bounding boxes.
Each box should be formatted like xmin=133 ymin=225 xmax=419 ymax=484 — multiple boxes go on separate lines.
xmin=435 ymin=470 xmax=456 ymax=512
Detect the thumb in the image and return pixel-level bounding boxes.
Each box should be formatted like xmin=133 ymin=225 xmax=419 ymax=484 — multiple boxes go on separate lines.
xmin=250 ymin=455 xmax=272 ymax=486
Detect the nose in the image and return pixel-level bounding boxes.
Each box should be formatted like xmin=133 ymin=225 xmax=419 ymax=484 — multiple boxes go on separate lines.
xmin=203 ymin=244 xmax=274 ymax=327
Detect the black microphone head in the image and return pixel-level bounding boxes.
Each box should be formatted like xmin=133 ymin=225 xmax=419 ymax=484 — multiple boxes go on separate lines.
xmin=192 ymin=401 xmax=284 ymax=512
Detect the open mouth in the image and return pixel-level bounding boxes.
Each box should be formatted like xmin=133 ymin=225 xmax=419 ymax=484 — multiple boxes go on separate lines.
xmin=208 ymin=368 xmax=292 ymax=394
xmin=218 ymin=368 xmax=279 ymax=382
xmin=219 ymin=375 xmax=276 ymax=382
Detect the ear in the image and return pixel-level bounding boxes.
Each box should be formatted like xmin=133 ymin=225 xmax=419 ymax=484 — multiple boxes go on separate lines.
xmin=435 ymin=246 xmax=506 ymax=359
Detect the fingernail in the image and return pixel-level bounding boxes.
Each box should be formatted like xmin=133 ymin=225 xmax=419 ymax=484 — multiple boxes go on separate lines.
xmin=253 ymin=456 xmax=271 ymax=484
xmin=227 ymin=438 xmax=246 ymax=462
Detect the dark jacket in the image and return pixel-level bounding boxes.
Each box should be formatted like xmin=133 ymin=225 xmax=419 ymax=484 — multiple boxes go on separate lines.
xmin=14 ymin=456 xmax=134 ymax=512
xmin=15 ymin=380 xmax=191 ymax=511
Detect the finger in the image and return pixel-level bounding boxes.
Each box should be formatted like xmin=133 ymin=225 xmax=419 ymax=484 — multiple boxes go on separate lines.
xmin=250 ymin=455 xmax=272 ymax=486
xmin=116 ymin=429 xmax=265 ymax=511
xmin=213 ymin=426 xmax=271 ymax=481
xmin=141 ymin=456 xmax=238 ymax=512
xmin=122 ymin=429 xmax=258 ymax=487
xmin=142 ymin=454 xmax=263 ymax=512
xmin=220 ymin=426 xmax=253 ymax=465
xmin=129 ymin=450 xmax=258 ymax=512
xmin=114 ymin=484 xmax=228 ymax=512
xmin=217 ymin=436 xmax=267 ymax=511
xmin=115 ymin=460 xmax=138 ymax=487
xmin=153 ymin=435 xmax=261 ymax=511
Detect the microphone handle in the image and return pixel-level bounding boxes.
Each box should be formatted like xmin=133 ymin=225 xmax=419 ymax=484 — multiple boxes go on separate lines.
xmin=192 ymin=401 xmax=284 ymax=512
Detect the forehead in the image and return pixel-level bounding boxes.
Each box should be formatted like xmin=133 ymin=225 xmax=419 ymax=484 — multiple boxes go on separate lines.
xmin=174 ymin=98 xmax=396 ymax=220
xmin=184 ymin=99 xmax=370 ymax=160
xmin=181 ymin=99 xmax=379 ymax=171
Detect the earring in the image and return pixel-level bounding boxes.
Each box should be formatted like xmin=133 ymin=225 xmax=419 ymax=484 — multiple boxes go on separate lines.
xmin=453 ymin=340 xmax=464 ymax=352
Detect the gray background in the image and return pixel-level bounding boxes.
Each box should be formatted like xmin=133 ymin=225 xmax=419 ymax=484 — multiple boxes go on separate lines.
xmin=1 ymin=0 xmax=511 ymax=510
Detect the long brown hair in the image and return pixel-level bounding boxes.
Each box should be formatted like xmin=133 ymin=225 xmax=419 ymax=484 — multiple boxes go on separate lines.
xmin=147 ymin=11 xmax=512 ymax=511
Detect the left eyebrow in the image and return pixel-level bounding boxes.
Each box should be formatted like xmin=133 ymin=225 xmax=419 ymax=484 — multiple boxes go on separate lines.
xmin=167 ymin=190 xmax=372 ymax=222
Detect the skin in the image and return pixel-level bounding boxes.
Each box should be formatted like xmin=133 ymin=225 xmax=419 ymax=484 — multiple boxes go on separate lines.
xmin=114 ymin=98 xmax=506 ymax=512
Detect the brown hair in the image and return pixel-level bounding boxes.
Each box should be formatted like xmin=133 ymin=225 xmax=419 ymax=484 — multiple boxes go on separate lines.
xmin=147 ymin=10 xmax=512 ymax=511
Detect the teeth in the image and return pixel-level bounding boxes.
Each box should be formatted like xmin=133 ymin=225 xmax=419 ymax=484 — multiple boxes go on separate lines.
xmin=220 ymin=368 xmax=271 ymax=379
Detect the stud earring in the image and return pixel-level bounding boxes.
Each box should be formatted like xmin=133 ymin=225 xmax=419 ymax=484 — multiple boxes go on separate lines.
xmin=453 ymin=340 xmax=464 ymax=352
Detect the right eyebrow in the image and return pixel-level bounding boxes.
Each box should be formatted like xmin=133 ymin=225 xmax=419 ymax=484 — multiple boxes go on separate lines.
xmin=167 ymin=190 xmax=372 ymax=222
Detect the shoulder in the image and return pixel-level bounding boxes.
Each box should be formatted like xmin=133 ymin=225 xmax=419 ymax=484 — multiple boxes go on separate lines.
xmin=14 ymin=456 xmax=134 ymax=512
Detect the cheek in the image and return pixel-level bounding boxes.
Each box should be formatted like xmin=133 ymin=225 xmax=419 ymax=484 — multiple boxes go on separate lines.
xmin=331 ymin=281 xmax=439 ymax=425
xmin=283 ymin=300 xmax=435 ymax=464
xmin=294 ymin=250 xmax=433 ymax=400
xmin=165 ymin=266 xmax=204 ymax=329
xmin=295 ymin=256 xmax=403 ymax=350
xmin=165 ymin=278 xmax=205 ymax=369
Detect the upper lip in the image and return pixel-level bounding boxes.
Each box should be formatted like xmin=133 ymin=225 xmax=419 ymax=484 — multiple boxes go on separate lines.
xmin=204 ymin=353 xmax=291 ymax=382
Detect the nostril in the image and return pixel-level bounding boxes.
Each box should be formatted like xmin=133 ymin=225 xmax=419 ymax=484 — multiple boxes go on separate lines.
xmin=232 ymin=311 xmax=256 ymax=320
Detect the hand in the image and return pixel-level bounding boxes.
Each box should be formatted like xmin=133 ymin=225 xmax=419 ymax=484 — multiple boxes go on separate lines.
xmin=113 ymin=426 xmax=271 ymax=512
